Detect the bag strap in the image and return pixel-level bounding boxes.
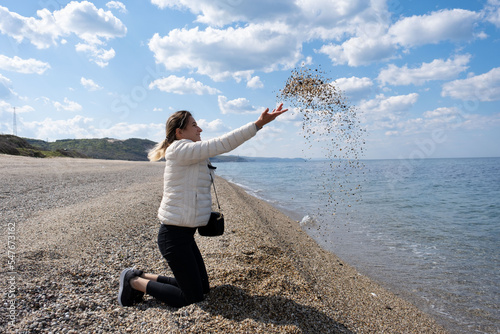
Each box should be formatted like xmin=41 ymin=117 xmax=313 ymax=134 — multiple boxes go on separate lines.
xmin=208 ymin=163 xmax=221 ymax=211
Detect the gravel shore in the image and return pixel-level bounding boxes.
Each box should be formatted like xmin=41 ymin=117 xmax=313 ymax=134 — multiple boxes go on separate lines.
xmin=0 ymin=155 xmax=447 ymax=333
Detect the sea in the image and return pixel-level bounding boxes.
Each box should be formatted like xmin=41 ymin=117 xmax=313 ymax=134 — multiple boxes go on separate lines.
xmin=214 ymin=157 xmax=500 ymax=333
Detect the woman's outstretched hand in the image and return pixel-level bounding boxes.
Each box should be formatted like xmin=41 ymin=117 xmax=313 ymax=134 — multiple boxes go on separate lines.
xmin=255 ymin=103 xmax=288 ymax=129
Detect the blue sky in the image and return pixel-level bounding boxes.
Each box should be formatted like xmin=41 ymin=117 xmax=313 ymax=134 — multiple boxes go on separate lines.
xmin=0 ymin=0 xmax=499 ymax=159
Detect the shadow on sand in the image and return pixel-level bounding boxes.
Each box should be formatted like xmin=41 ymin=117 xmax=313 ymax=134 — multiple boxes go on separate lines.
xmin=199 ymin=284 xmax=353 ymax=334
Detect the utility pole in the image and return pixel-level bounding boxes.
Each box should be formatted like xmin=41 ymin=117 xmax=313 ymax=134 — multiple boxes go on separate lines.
xmin=13 ymin=107 xmax=17 ymax=136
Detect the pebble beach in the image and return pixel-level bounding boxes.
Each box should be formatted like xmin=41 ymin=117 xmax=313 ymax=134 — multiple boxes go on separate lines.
xmin=0 ymin=155 xmax=448 ymax=333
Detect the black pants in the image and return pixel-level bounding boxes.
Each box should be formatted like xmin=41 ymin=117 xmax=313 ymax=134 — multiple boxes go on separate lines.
xmin=146 ymin=224 xmax=210 ymax=308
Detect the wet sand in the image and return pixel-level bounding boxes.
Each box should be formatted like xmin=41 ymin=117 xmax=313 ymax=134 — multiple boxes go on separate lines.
xmin=0 ymin=155 xmax=447 ymax=333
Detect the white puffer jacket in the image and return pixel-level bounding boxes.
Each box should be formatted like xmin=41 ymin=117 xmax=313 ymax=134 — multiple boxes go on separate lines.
xmin=158 ymin=122 xmax=258 ymax=227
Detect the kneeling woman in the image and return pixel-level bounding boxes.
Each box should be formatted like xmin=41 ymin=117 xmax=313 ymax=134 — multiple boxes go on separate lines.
xmin=118 ymin=103 xmax=287 ymax=307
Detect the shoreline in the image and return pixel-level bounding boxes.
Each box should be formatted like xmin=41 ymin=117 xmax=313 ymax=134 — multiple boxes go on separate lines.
xmin=0 ymin=155 xmax=447 ymax=333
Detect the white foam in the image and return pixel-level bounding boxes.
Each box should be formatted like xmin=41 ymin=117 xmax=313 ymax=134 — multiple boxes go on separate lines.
xmin=300 ymin=214 xmax=317 ymax=228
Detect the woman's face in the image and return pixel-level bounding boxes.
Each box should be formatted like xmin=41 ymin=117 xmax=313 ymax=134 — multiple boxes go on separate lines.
xmin=177 ymin=116 xmax=202 ymax=142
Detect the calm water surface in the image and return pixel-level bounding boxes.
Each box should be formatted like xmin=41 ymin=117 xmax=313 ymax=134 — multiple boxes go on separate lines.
xmin=215 ymin=157 xmax=500 ymax=333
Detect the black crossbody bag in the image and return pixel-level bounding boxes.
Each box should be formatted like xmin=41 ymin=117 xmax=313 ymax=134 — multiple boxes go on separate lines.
xmin=198 ymin=164 xmax=224 ymax=237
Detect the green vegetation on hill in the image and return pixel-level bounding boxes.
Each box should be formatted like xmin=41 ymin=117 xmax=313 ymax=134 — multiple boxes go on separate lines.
xmin=1 ymin=135 xmax=156 ymax=161
xmin=28 ymin=137 xmax=156 ymax=161
xmin=210 ymin=155 xmax=249 ymax=162
xmin=0 ymin=135 xmax=87 ymax=158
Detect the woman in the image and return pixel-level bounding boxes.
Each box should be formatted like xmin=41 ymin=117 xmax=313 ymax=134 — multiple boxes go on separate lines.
xmin=118 ymin=103 xmax=287 ymax=308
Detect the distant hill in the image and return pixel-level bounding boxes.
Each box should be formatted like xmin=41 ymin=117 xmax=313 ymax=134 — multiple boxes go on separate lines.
xmin=0 ymin=135 xmax=156 ymax=161
xmin=210 ymin=155 xmax=249 ymax=162
xmin=210 ymin=155 xmax=306 ymax=163
xmin=0 ymin=135 xmax=88 ymax=158
xmin=26 ymin=137 xmax=156 ymax=161
xmin=242 ymin=156 xmax=306 ymax=162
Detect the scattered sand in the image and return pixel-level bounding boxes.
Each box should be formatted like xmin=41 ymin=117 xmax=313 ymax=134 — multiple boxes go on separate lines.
xmin=0 ymin=155 xmax=447 ymax=333
xmin=278 ymin=65 xmax=366 ymax=215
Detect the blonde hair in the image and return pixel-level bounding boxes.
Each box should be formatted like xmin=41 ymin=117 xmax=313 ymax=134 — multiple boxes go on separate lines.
xmin=148 ymin=110 xmax=192 ymax=161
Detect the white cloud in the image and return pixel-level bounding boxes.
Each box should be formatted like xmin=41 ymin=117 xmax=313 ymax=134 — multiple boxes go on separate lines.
xmin=458 ymin=112 xmax=500 ymax=130
xmin=149 ymin=75 xmax=220 ymax=95
xmin=0 ymin=6 xmax=60 ymax=48
xmin=0 ymin=100 xmax=34 ymax=115
xmin=53 ymin=1 xmax=127 ymax=44
xmin=384 ymin=130 xmax=399 ymax=136
xmin=147 ymin=0 xmax=396 ymax=77
xmin=36 ymin=96 xmax=52 ymax=105
xmin=218 ymin=95 xmax=263 ymax=114
xmin=320 ymin=8 xmax=483 ymax=68
xmin=151 ymin=0 xmax=300 ymax=27
xmin=106 ymin=1 xmax=127 ymax=14
xmin=362 ymin=93 xmax=419 ymax=114
xmin=150 ymin=0 xmax=374 ymax=33
xmin=92 ymin=122 xmax=163 ymax=139
xmin=0 ymin=100 xmax=10 ymax=114
xmin=485 ymin=0 xmax=500 ymax=27
xmin=149 ymin=23 xmax=302 ymax=81
xmin=423 ymin=107 xmax=460 ymax=118
xmin=0 ymin=2 xmax=127 ymax=47
xmin=247 ymin=76 xmax=264 ymax=89
xmin=150 ymin=0 xmax=480 ymax=75
xmin=75 ymin=43 xmax=116 ymax=68
xmin=53 ymin=98 xmax=83 ymax=112
xmin=441 ymin=67 xmax=500 ymax=102
xmin=22 ymin=115 xmax=164 ymax=141
xmin=359 ymin=93 xmax=419 ymax=130
xmin=319 ymin=35 xmax=396 ymax=66
xmin=22 ymin=115 xmax=92 ymax=140
xmin=296 ymin=0 xmax=372 ymax=21
xmin=81 ymin=77 xmax=102 ymax=91
xmin=0 ymin=2 xmax=126 ymax=66
xmin=147 ymin=2 xmax=486 ymax=75
xmin=389 ymin=9 xmax=481 ymax=47
xmin=385 ymin=106 xmax=500 ymax=136
xmin=196 ymin=118 xmax=229 ymax=133
xmin=378 ymin=55 xmax=471 ymax=86
xmin=334 ymin=76 xmax=374 ymax=101
xmin=0 ymin=74 xmax=13 ymax=98
xmin=0 ymin=55 xmax=50 ymax=74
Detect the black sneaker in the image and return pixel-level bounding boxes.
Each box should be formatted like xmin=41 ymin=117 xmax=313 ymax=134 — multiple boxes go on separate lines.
xmin=131 ymin=269 xmax=145 ymax=303
xmin=132 ymin=269 xmax=143 ymax=277
xmin=118 ymin=268 xmax=137 ymax=307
